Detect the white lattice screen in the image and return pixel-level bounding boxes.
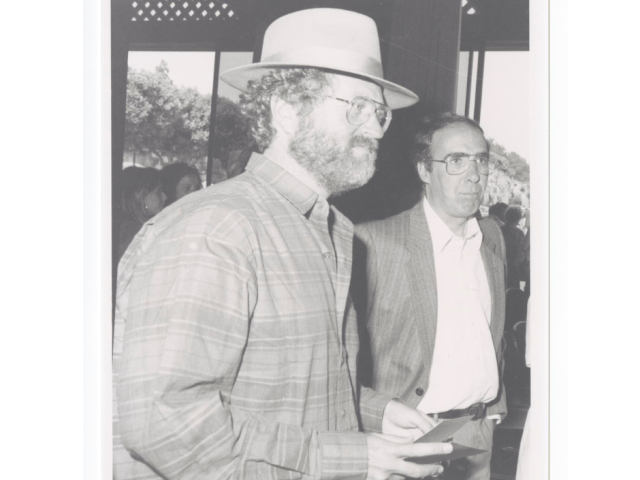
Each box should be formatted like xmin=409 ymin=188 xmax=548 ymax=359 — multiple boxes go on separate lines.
xmin=462 ymin=0 xmax=480 ymax=16
xmin=131 ymin=1 xmax=237 ymax=21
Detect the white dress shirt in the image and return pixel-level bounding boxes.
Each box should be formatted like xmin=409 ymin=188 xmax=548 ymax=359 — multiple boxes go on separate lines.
xmin=417 ymin=198 xmax=500 ymax=414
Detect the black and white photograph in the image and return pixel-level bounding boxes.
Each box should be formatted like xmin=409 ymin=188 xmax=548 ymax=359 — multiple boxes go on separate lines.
xmin=10 ymin=1 xmax=639 ymax=479
xmin=106 ymin=1 xmax=546 ymax=479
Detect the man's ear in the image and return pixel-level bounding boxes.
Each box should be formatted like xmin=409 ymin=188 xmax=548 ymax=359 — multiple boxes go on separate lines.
xmin=270 ymin=96 xmax=298 ymax=136
xmin=417 ymin=161 xmax=431 ymax=185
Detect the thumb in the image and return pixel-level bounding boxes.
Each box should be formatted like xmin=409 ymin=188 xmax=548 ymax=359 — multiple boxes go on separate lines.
xmin=411 ymin=410 xmax=437 ymax=433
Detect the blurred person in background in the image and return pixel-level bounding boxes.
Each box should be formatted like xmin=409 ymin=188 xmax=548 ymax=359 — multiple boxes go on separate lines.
xmin=487 ymin=202 xmax=508 ymax=227
xmin=522 ymin=209 xmax=531 ymax=296
xmin=160 ymin=162 xmax=202 ymax=206
xmin=501 ymin=206 xmax=526 ymax=290
xmin=116 ymin=166 xmax=166 ymax=261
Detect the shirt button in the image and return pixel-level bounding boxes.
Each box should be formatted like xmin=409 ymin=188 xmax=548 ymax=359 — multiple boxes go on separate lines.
xmin=323 ymin=252 xmax=332 ymax=259
xmin=341 ymin=409 xmax=346 ymax=417
xmin=416 ymin=388 xmax=424 ymax=396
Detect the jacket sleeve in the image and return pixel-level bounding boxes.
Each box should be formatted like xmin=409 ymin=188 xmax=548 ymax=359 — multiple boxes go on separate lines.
xmin=347 ymin=226 xmax=397 ymax=433
xmin=484 ymin=219 xmax=509 ymax=419
xmin=114 ymin=225 xmax=369 ymax=480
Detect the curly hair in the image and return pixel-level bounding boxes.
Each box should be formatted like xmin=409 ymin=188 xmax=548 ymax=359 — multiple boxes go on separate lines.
xmin=238 ymin=68 xmax=332 ymax=151
xmin=411 ymin=112 xmax=486 ymax=171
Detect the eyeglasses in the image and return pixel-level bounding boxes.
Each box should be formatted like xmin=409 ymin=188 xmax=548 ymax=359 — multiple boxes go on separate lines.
xmin=431 ymin=153 xmax=495 ymax=175
xmin=325 ymin=96 xmax=392 ymax=132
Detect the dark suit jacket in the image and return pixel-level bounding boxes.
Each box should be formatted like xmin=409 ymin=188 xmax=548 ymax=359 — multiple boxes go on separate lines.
xmin=352 ymin=201 xmax=508 ymax=431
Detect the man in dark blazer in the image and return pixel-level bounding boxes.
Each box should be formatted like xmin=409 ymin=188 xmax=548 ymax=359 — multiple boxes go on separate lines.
xmin=352 ymin=113 xmax=507 ymax=480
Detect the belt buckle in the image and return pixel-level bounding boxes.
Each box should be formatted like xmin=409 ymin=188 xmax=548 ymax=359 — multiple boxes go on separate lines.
xmin=469 ymin=403 xmax=486 ymax=420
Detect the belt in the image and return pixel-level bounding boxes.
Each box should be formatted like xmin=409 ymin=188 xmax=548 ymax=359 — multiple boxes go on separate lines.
xmin=436 ymin=403 xmax=487 ymax=421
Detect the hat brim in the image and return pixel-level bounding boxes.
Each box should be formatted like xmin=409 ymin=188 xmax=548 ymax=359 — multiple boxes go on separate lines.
xmin=220 ymin=63 xmax=419 ymax=110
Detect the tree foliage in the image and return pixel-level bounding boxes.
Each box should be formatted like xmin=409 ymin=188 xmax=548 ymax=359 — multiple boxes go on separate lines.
xmin=123 ymin=62 xmax=530 ymax=207
xmin=483 ymin=138 xmax=530 ymax=208
xmin=124 ymin=61 xmax=252 ymax=181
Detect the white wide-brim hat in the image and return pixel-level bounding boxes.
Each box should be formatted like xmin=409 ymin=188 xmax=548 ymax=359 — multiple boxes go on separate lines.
xmin=221 ymin=8 xmax=419 ymax=110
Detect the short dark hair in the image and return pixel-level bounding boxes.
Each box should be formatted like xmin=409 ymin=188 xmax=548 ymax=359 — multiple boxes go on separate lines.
xmin=119 ymin=166 xmax=162 ymax=223
xmin=504 ymin=206 xmax=523 ymax=225
xmin=238 ymin=68 xmax=332 ymax=152
xmin=411 ymin=113 xmax=487 ymax=171
xmin=488 ymin=202 xmax=509 ymax=221
xmin=160 ymin=162 xmax=202 ymax=206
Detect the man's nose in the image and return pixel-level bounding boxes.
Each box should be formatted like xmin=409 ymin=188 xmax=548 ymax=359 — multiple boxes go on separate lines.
xmin=361 ymin=113 xmax=385 ymax=140
xmin=465 ymin=159 xmax=481 ymax=182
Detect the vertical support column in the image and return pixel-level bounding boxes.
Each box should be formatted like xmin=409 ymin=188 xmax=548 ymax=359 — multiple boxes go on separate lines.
xmin=111 ymin=0 xmax=129 ymax=193
xmin=473 ymin=49 xmax=485 ymax=122
xmin=111 ymin=0 xmax=130 ymax=319
xmin=206 ymin=53 xmax=221 ymax=186
xmin=465 ymin=51 xmax=474 ymax=118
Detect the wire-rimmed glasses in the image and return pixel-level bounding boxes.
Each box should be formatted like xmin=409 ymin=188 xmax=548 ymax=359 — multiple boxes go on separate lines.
xmin=431 ymin=153 xmax=495 ymax=175
xmin=325 ymin=96 xmax=392 ymax=132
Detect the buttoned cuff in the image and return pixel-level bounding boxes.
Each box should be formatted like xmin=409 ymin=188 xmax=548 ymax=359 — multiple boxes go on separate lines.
xmin=359 ymin=387 xmax=396 ymax=433
xmin=317 ymin=432 xmax=368 ymax=480
xmin=487 ymin=414 xmax=502 ymax=425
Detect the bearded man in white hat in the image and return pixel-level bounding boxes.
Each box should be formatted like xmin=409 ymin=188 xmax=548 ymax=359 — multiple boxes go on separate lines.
xmin=113 ymin=8 xmax=452 ymax=480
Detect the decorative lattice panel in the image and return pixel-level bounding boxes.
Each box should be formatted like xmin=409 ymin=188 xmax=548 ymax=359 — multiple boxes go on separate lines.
xmin=462 ymin=0 xmax=481 ymax=15
xmin=131 ymin=1 xmax=237 ymax=21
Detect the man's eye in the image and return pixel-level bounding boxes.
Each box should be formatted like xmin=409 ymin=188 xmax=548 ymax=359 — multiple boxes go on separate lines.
xmin=448 ymin=156 xmax=464 ymax=165
xmin=353 ymin=100 xmax=368 ymax=111
xmin=476 ymin=156 xmax=489 ymax=165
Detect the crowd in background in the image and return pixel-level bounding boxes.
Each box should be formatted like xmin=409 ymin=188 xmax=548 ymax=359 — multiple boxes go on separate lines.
xmin=114 ymin=162 xmax=203 ymax=261
xmin=115 ymin=164 xmax=532 ymax=292
xmin=486 ymin=202 xmax=530 ymax=297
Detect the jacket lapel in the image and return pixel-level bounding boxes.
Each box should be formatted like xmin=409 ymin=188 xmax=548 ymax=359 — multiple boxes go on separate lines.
xmin=480 ymin=239 xmax=505 ymax=351
xmin=405 ymin=202 xmax=438 ymax=387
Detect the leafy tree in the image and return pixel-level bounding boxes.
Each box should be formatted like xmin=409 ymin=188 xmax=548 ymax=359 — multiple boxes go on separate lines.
xmin=125 ymin=61 xmax=208 ymax=167
xmin=487 ymin=138 xmax=530 ymax=183
xmin=124 ymin=61 xmax=252 ymax=181
xmin=212 ymin=97 xmax=252 ymax=172
xmin=489 ymin=139 xmax=508 ymax=158
xmin=483 ymin=138 xmax=530 ymax=208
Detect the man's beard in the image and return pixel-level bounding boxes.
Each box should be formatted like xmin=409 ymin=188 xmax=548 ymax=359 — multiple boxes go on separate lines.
xmin=288 ymin=114 xmax=379 ymax=197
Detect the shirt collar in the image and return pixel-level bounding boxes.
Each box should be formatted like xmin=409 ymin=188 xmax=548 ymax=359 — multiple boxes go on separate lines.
xmin=245 ymin=153 xmax=322 ymax=216
xmin=422 ymin=197 xmax=483 ymax=253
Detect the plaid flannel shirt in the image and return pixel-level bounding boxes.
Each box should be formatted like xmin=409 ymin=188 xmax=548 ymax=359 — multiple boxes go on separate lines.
xmin=113 ymin=154 xmax=390 ymax=480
